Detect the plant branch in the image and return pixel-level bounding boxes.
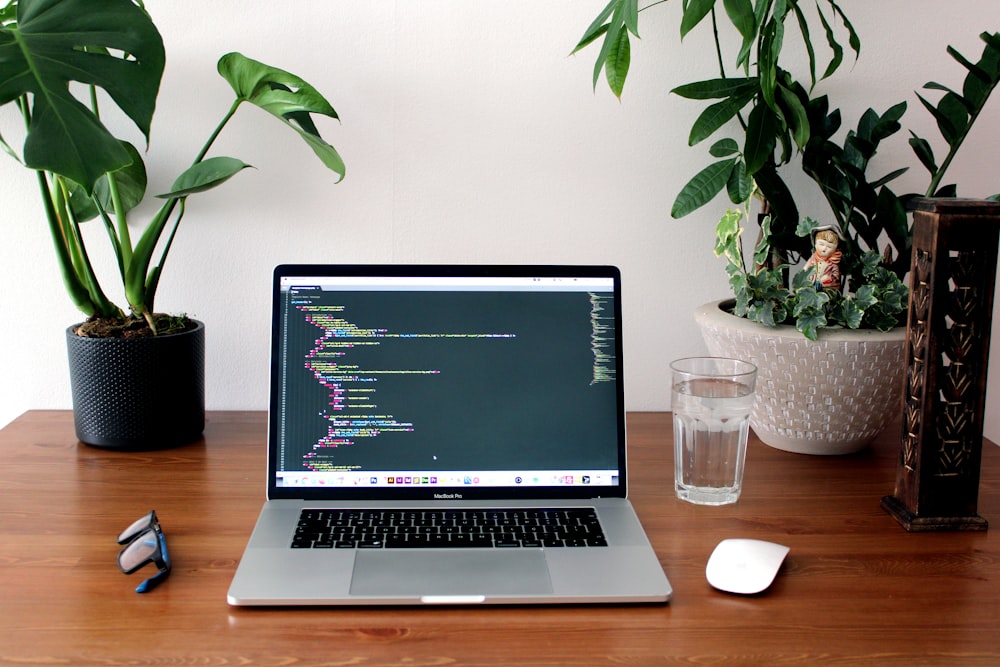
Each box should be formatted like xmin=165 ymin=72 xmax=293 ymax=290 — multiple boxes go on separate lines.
xmin=195 ymin=99 xmax=242 ymax=163
xmin=924 ymin=93 xmax=996 ymax=196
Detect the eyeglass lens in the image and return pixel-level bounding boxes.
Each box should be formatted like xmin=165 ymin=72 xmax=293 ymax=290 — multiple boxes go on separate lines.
xmin=118 ymin=510 xmax=156 ymax=545
xmin=119 ymin=529 xmax=160 ymax=573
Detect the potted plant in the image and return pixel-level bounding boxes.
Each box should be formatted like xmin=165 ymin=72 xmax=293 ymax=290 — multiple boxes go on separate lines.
xmin=574 ymin=1 xmax=1000 ymax=453
xmin=0 ymin=0 xmax=346 ymax=448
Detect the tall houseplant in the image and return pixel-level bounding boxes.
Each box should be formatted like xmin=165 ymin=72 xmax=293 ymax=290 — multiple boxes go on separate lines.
xmin=0 ymin=0 xmax=346 ymax=446
xmin=575 ymin=0 xmax=999 ymax=339
xmin=574 ymin=1 xmax=1000 ymax=453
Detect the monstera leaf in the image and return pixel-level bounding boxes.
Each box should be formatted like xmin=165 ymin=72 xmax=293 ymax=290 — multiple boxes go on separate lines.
xmin=218 ymin=52 xmax=345 ymax=181
xmin=0 ymin=0 xmax=165 ymax=193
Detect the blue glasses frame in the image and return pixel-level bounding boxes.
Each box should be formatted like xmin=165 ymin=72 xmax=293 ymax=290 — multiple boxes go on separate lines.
xmin=117 ymin=510 xmax=171 ymax=593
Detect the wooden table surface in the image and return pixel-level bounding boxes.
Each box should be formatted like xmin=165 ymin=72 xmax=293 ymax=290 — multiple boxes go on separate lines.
xmin=1 ymin=410 xmax=998 ymax=665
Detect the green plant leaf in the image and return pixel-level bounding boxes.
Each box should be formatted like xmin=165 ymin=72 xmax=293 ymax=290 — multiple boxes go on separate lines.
xmin=671 ymin=158 xmax=737 ymax=218
xmin=0 ymin=0 xmax=165 ymax=193
xmin=758 ymin=16 xmax=783 ymax=112
xmin=217 ymin=52 xmax=345 ymax=181
xmin=603 ymin=21 xmax=631 ymax=97
xmin=790 ymin=4 xmax=817 ymax=89
xmin=623 ymin=0 xmax=639 ymax=36
xmin=571 ymin=0 xmax=617 ymax=55
xmin=916 ymin=93 xmax=961 ymax=146
xmin=743 ymin=102 xmax=778 ymax=174
xmin=709 ymin=138 xmax=740 ymax=157
xmin=680 ymin=0 xmax=717 ymax=39
xmin=776 ymin=83 xmax=809 ymax=149
xmin=688 ymin=91 xmax=754 ymax=145
xmin=157 ymin=156 xmax=254 ymax=199
xmin=713 ymin=208 xmax=744 ymax=269
xmin=66 ymin=142 xmax=148 ymax=222
xmin=671 ymin=77 xmax=757 ymax=100
xmin=726 ymin=159 xmax=751 ymax=204
xmin=723 ymin=0 xmax=756 ymax=41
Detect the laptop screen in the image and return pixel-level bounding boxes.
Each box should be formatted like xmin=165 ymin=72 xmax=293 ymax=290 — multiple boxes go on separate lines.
xmin=267 ymin=265 xmax=626 ymax=501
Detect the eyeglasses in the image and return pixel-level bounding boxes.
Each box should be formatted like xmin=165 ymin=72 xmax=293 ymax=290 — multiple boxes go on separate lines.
xmin=117 ymin=510 xmax=171 ymax=593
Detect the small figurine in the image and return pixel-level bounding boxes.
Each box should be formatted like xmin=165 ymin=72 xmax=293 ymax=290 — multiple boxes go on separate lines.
xmin=803 ymin=225 xmax=843 ymax=291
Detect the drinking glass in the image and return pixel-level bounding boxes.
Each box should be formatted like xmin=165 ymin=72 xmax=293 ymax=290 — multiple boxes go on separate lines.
xmin=671 ymin=357 xmax=757 ymax=505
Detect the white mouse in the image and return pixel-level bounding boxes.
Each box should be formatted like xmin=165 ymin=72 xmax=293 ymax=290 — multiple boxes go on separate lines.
xmin=706 ymin=538 xmax=790 ymax=594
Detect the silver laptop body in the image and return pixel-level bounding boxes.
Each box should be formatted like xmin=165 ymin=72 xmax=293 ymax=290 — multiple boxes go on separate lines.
xmin=227 ymin=264 xmax=671 ymax=605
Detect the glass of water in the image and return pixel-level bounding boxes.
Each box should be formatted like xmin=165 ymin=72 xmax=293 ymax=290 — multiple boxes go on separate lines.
xmin=671 ymin=357 xmax=757 ymax=505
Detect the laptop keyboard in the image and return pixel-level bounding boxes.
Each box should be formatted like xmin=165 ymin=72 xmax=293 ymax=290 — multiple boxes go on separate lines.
xmin=292 ymin=508 xmax=608 ymax=549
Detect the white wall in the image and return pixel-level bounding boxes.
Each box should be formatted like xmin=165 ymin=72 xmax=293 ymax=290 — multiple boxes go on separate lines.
xmin=3 ymin=1 xmax=1000 ymax=441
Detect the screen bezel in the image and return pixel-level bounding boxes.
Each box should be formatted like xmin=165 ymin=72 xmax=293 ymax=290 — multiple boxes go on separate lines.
xmin=265 ymin=264 xmax=627 ymax=501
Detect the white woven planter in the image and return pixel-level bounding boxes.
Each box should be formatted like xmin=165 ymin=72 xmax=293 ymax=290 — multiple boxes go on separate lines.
xmin=694 ymin=300 xmax=906 ymax=455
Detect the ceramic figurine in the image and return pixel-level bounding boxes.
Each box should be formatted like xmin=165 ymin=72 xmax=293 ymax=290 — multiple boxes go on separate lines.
xmin=803 ymin=226 xmax=843 ymax=291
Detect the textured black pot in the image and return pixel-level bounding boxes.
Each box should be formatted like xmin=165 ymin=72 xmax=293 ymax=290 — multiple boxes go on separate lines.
xmin=66 ymin=320 xmax=205 ymax=449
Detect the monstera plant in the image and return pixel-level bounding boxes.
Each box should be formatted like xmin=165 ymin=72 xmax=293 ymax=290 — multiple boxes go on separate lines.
xmin=0 ymin=0 xmax=345 ymax=335
xmin=1 ymin=0 xmax=347 ymax=448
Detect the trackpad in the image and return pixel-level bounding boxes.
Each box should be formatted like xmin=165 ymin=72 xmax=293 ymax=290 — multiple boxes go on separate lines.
xmin=351 ymin=550 xmax=552 ymax=597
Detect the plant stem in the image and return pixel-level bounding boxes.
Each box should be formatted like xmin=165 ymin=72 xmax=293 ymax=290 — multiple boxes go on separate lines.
xmin=194 ymin=99 xmax=242 ymax=163
xmin=925 ymin=100 xmax=992 ymax=196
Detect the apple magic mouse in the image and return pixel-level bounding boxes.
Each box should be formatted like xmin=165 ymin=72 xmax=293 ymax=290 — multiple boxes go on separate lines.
xmin=706 ymin=538 xmax=789 ymax=594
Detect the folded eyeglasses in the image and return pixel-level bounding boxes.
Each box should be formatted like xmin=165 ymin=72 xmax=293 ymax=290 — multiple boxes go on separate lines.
xmin=117 ymin=510 xmax=171 ymax=593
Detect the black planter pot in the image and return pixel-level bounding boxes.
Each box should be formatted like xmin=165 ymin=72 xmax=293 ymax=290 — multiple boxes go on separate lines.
xmin=66 ymin=320 xmax=205 ymax=449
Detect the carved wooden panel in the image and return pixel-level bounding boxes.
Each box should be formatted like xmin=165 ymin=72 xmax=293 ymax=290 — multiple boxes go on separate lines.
xmin=882 ymin=199 xmax=1000 ymax=531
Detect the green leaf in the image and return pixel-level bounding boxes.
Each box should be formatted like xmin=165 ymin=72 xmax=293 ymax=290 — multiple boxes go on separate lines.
xmin=790 ymin=4 xmax=818 ymax=89
xmin=583 ymin=0 xmax=628 ymax=92
xmin=709 ymin=138 xmax=740 ymax=157
xmin=795 ymin=215 xmax=822 ymax=239
xmin=0 ymin=0 xmax=166 ymax=193
xmin=217 ymin=52 xmax=345 ymax=181
xmin=743 ymin=102 xmax=778 ymax=174
xmin=603 ymin=22 xmax=631 ymax=97
xmin=872 ymin=101 xmax=907 ymax=141
xmin=671 ymin=77 xmax=757 ymax=100
xmin=723 ymin=0 xmax=756 ymax=41
xmin=571 ymin=0 xmax=617 ymax=55
xmin=827 ymin=0 xmax=861 ymax=58
xmin=730 ymin=0 xmax=759 ymax=70
xmin=680 ymin=0 xmax=717 ymax=39
xmin=938 ymin=92 xmax=971 ymax=142
xmin=815 ymin=3 xmax=843 ymax=81
xmin=776 ymin=84 xmax=809 ymax=149
xmin=688 ymin=91 xmax=754 ymax=145
xmin=157 ymin=156 xmax=254 ymax=199
xmin=726 ymin=159 xmax=751 ymax=204
xmin=795 ymin=310 xmax=826 ymax=341
xmin=916 ymin=93 xmax=956 ymax=145
xmin=713 ymin=208 xmax=744 ymax=268
xmin=67 ymin=141 xmax=148 ymax=222
xmin=671 ymin=158 xmax=737 ymax=218
xmin=758 ymin=17 xmax=783 ymax=111
xmin=623 ymin=0 xmax=639 ymax=36
xmin=837 ymin=299 xmax=865 ymax=329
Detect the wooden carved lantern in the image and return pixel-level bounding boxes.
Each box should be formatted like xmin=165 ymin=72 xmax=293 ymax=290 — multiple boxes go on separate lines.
xmin=882 ymin=199 xmax=1000 ymax=531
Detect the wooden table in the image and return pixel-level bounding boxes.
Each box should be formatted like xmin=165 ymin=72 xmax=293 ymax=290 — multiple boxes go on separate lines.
xmin=1 ymin=411 xmax=998 ymax=665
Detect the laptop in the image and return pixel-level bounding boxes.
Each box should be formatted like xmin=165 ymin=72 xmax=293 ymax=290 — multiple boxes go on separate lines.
xmin=227 ymin=264 xmax=672 ymax=605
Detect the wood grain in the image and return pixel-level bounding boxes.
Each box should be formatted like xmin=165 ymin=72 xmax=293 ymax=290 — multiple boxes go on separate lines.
xmin=1 ymin=410 xmax=998 ymax=665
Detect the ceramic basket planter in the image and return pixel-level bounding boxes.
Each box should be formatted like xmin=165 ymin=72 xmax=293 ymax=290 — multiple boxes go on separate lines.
xmin=66 ymin=320 xmax=205 ymax=449
xmin=694 ymin=300 xmax=906 ymax=455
